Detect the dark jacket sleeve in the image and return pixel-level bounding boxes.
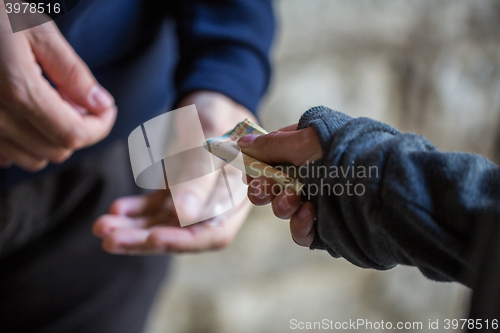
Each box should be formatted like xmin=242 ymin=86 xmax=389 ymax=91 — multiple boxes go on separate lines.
xmin=298 ymin=106 xmax=500 ymax=287
xmin=173 ymin=0 xmax=275 ymax=113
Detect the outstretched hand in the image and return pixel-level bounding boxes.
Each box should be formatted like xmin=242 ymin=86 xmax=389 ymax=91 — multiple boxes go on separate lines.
xmin=238 ymin=125 xmax=322 ymax=247
xmin=93 ymin=91 xmax=254 ymax=254
xmin=93 ymin=189 xmax=251 ymax=254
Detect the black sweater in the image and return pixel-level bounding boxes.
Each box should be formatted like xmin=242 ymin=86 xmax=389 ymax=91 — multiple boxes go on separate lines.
xmin=298 ymin=106 xmax=500 ymax=330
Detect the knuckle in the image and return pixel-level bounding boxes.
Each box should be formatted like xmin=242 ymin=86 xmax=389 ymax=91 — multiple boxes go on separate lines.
xmin=65 ymin=59 xmax=84 ymax=86
xmin=28 ymin=23 xmax=61 ymax=52
xmin=261 ymin=131 xmax=279 ymax=149
xmin=259 ymin=131 xmax=281 ymax=162
xmin=291 ymin=154 xmax=307 ymax=167
xmin=215 ymin=237 xmax=232 ymax=250
xmin=291 ymin=234 xmax=307 ymax=247
xmin=294 ymin=224 xmax=310 ymax=240
xmin=290 ymin=223 xmax=311 ymax=247
xmin=60 ymin=52 xmax=94 ymax=90
xmin=271 ymin=200 xmax=287 ymax=220
xmin=34 ymin=159 xmax=48 ymax=170
xmin=24 ymin=159 xmax=48 ymax=172
xmin=92 ymin=217 xmax=108 ymax=237
xmin=147 ymin=232 xmax=165 ymax=250
xmin=60 ymin=131 xmax=83 ymax=149
xmin=108 ymin=200 xmax=123 ymax=215
xmin=50 ymin=149 xmax=73 ymax=164
xmin=4 ymin=76 xmax=28 ymax=106
xmin=102 ymin=236 xmax=120 ymax=252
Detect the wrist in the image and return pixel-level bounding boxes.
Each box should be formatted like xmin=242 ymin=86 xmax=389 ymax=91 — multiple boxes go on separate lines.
xmin=177 ymin=90 xmax=257 ymax=138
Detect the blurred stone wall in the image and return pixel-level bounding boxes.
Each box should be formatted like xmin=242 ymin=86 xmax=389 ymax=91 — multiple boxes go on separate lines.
xmin=146 ymin=1 xmax=500 ymax=332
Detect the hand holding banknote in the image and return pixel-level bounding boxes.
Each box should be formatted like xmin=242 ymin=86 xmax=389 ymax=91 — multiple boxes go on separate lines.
xmin=238 ymin=125 xmax=322 ymax=247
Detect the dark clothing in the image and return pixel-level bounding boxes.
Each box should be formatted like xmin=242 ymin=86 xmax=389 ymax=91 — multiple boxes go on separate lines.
xmin=468 ymin=210 xmax=500 ymax=331
xmin=0 ymin=1 xmax=274 ymax=331
xmin=3 ymin=0 xmax=275 ymax=187
xmin=0 ymin=142 xmax=171 ymax=333
xmin=298 ymin=106 xmax=500 ymax=330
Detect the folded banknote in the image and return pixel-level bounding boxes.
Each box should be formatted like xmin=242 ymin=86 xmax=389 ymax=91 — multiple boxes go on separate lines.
xmin=205 ymin=119 xmax=303 ymax=193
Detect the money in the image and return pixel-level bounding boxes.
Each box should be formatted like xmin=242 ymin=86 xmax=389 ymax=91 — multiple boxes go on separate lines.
xmin=205 ymin=119 xmax=303 ymax=193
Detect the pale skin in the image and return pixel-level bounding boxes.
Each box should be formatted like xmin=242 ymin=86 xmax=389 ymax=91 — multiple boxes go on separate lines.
xmin=2 ymin=6 xmax=320 ymax=252
xmin=1 ymin=7 xmax=255 ymax=254
xmin=0 ymin=4 xmax=116 ymax=170
xmin=237 ymin=125 xmax=323 ymax=248
xmin=92 ymin=91 xmax=256 ymax=254
xmin=93 ymin=115 xmax=323 ymax=254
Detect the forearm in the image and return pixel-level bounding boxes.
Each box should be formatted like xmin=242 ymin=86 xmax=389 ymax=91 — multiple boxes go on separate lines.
xmin=300 ymin=107 xmax=500 ymax=286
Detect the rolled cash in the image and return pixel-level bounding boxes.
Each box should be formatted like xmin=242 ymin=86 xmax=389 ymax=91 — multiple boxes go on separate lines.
xmin=205 ymin=119 xmax=303 ymax=193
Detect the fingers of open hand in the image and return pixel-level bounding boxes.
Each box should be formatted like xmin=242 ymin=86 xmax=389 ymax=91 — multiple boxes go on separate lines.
xmin=93 ymin=207 xmax=178 ymax=254
xmin=101 ymin=228 xmax=153 ymax=255
xmin=144 ymin=179 xmax=251 ymax=254
xmin=96 ymin=208 xmax=242 ymax=255
xmin=93 ymin=189 xmax=249 ymax=254
xmin=92 ymin=214 xmax=151 ymax=238
xmin=173 ymin=172 xmax=219 ymax=224
xmin=100 ymin=223 xmax=234 ymax=255
xmin=93 ymin=191 xmax=173 ymax=236
xmin=146 ymin=222 xmax=236 ymax=253
xmin=108 ymin=191 xmax=171 ymax=216
xmin=290 ymin=201 xmax=316 ymax=247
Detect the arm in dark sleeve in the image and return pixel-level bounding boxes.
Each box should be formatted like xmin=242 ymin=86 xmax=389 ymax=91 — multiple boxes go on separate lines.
xmin=173 ymin=0 xmax=275 ymax=113
xmin=298 ymin=106 xmax=500 ymax=286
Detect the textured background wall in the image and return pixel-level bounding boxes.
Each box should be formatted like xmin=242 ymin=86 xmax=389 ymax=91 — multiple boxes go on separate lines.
xmin=146 ymin=1 xmax=500 ymax=332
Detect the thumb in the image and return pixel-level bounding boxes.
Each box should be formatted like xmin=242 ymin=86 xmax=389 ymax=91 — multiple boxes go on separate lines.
xmin=27 ymin=27 xmax=114 ymax=114
xmin=237 ymin=127 xmax=322 ymax=166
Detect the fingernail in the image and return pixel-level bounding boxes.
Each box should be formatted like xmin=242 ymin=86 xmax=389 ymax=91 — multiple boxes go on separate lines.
xmin=89 ymin=84 xmax=114 ymax=109
xmin=238 ymin=134 xmax=259 ymax=148
xmin=297 ymin=205 xmax=311 ymax=220
xmin=255 ymin=185 xmax=268 ymax=199
xmin=279 ymin=195 xmax=291 ymax=210
xmin=250 ymin=181 xmax=266 ymax=199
